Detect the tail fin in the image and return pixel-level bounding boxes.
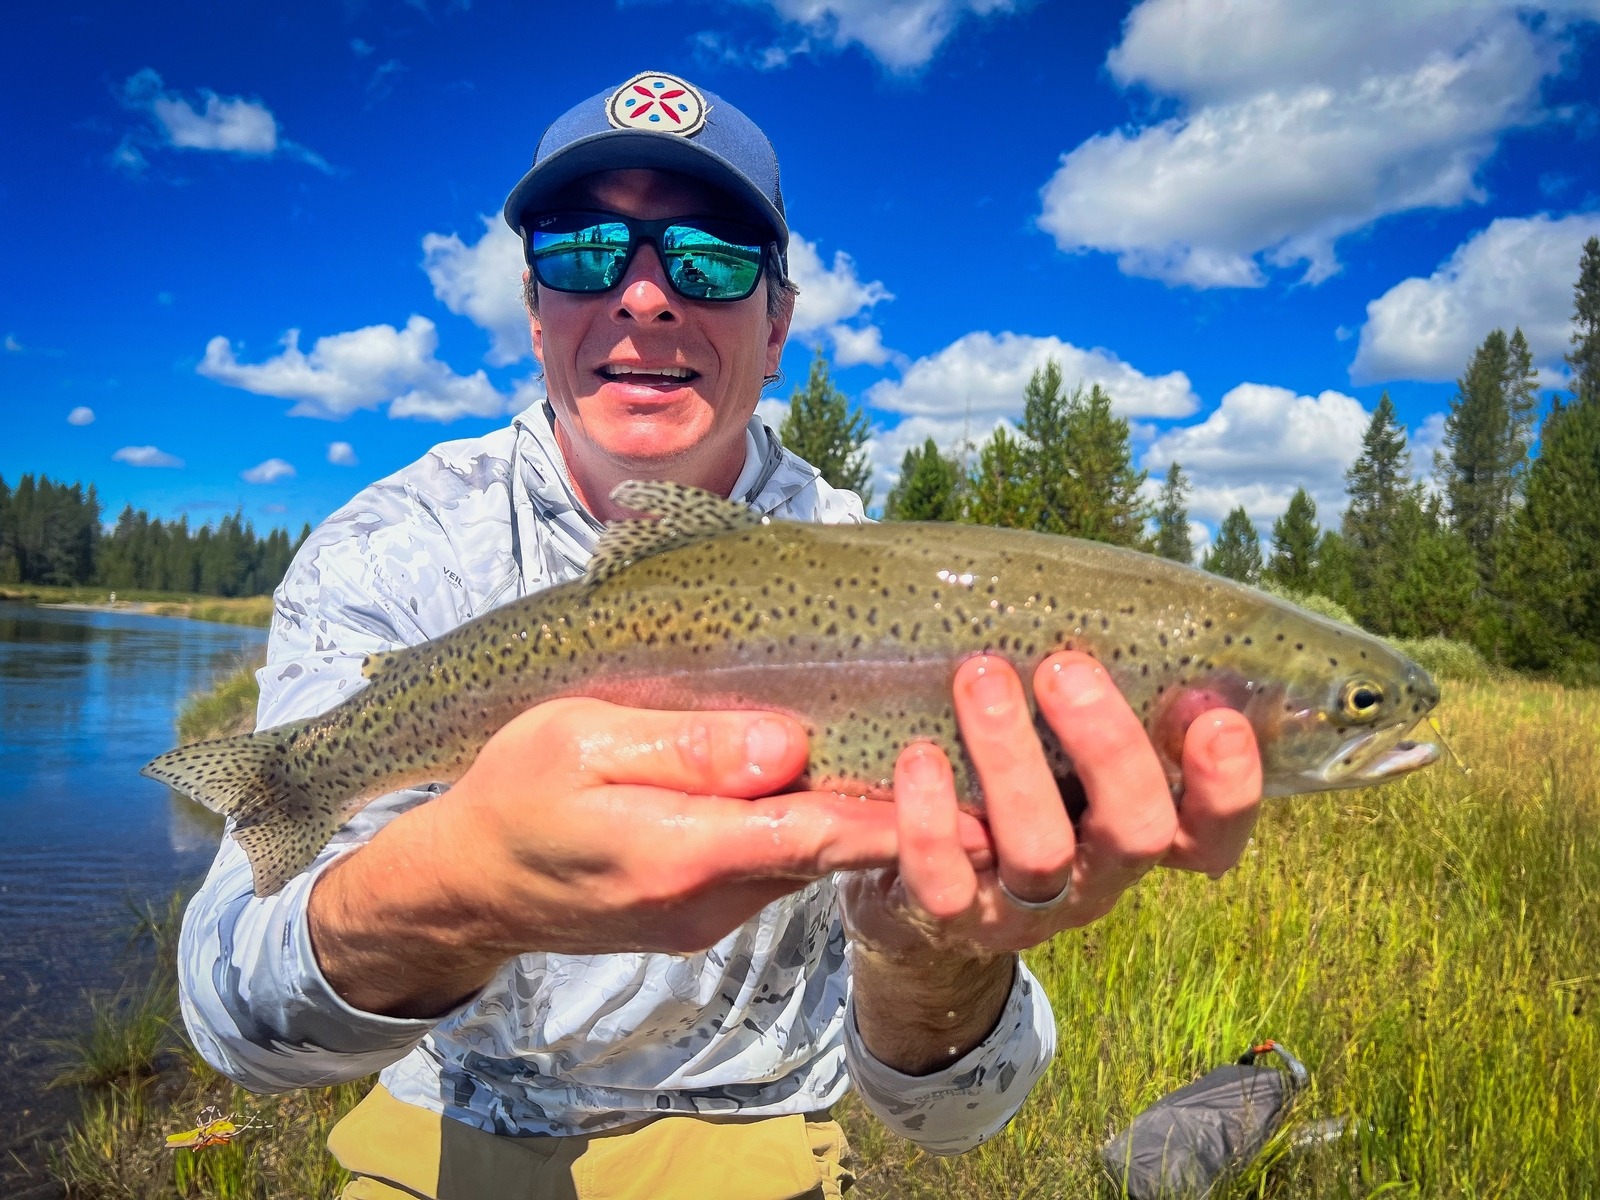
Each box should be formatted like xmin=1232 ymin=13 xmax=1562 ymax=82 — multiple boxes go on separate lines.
xmin=142 ymin=722 xmax=342 ymax=898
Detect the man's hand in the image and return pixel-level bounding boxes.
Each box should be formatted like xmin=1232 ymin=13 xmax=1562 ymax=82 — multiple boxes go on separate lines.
xmin=309 ymin=697 xmax=988 ymax=1019
xmin=842 ymin=651 xmax=1263 ymax=1074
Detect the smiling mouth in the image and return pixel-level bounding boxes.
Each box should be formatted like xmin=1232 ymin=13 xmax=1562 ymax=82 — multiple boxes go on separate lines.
xmin=597 ymin=364 xmax=700 ymax=387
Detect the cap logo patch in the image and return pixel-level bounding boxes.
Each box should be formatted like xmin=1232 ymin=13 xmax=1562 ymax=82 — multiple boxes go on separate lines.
xmin=605 ymin=72 xmax=707 ymax=137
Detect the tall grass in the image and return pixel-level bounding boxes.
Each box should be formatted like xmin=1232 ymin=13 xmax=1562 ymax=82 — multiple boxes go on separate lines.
xmin=49 ymin=677 xmax=1600 ymax=1197
xmin=0 ymin=585 xmax=274 ymax=628
xmin=176 ymin=657 xmax=264 ymax=743
xmin=843 ymin=679 xmax=1600 ymax=1198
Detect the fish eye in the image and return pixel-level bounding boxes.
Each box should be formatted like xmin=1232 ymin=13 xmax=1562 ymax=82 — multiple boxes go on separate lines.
xmin=1340 ymin=680 xmax=1385 ymax=722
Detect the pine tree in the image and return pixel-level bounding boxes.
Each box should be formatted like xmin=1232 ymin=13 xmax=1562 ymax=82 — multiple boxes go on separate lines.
xmin=778 ymin=350 xmax=874 ymax=504
xmin=1312 ymin=530 xmax=1357 ymax=613
xmin=884 ymin=438 xmax=962 ymax=521
xmin=1020 ymin=360 xmax=1073 ymax=534
xmin=1440 ymin=328 xmax=1539 ymax=585
xmin=1386 ymin=490 xmax=1479 ymax=640
xmin=1342 ymin=393 xmax=1413 ymax=632
xmin=1203 ymin=507 xmax=1262 ymax=583
xmin=1499 ymin=236 xmax=1600 ymax=677
xmin=1264 ymin=488 xmax=1319 ymax=592
xmin=1059 ymin=383 xmax=1150 ymax=547
xmin=1153 ymin=462 xmax=1194 ymax=563
xmin=962 ymin=426 xmax=1040 ymax=529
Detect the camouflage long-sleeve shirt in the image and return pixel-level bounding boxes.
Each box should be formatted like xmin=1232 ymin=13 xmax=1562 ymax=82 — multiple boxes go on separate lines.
xmin=177 ymin=402 xmax=1055 ymax=1155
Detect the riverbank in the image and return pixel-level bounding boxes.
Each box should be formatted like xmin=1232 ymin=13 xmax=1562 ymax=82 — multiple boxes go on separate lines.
xmin=0 ymin=586 xmax=273 ymax=628
xmin=37 ymin=655 xmax=1600 ymax=1197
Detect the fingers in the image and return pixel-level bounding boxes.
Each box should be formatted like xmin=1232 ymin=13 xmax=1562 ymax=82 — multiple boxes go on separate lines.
xmin=952 ymin=656 xmax=1075 ymax=905
xmin=524 ymin=698 xmax=812 ymax=799
xmin=1163 ymin=709 xmax=1262 ymax=877
xmin=893 ymin=744 xmax=979 ymax=920
xmin=1034 ymin=651 xmax=1176 ymax=907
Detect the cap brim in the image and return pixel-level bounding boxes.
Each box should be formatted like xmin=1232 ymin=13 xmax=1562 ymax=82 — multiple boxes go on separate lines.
xmin=501 ymin=129 xmax=788 ymax=253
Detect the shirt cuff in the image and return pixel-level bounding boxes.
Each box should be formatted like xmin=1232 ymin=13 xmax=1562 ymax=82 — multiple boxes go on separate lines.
xmin=844 ymin=958 xmax=1055 ymax=1156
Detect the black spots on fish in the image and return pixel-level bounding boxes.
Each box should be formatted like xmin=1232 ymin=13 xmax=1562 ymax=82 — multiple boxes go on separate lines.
xmin=1412 ymin=701 xmax=1424 ymax=713
xmin=1203 ymin=618 xmax=1214 ymax=629
xmin=1112 ymin=647 xmax=1122 ymax=661
xmin=1360 ymin=650 xmax=1369 ymax=659
xmin=1179 ymin=655 xmax=1192 ymax=666
xmin=1118 ymin=604 xmax=1136 ymax=616
xmin=825 ymin=621 xmax=839 ymax=637
xmin=1295 ymin=642 xmax=1305 ymax=651
xmin=1242 ymin=636 xmax=1253 ymax=646
xmin=1100 ymin=616 xmax=1111 ymax=631
xmin=1158 ymin=633 xmax=1169 ymax=648
xmin=1141 ymin=664 xmax=1150 ymax=677
xmin=941 ymin=616 xmax=954 ymax=634
xmin=1276 ymin=633 xmax=1286 ymax=642
xmin=910 ymin=622 xmax=923 ymax=642
xmin=1223 ymin=634 xmax=1234 ymax=646
xmin=1329 ymin=657 xmax=1339 ymax=667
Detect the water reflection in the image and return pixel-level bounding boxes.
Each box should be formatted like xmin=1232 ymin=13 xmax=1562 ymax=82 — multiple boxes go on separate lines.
xmin=0 ymin=601 xmax=265 ymax=1170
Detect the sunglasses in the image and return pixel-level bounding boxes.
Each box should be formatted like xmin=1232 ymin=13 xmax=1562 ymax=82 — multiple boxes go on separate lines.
xmin=521 ymin=210 xmax=771 ymax=302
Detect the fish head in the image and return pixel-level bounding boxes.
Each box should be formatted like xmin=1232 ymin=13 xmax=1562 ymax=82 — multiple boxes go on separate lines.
xmin=1149 ymin=607 xmax=1441 ymax=798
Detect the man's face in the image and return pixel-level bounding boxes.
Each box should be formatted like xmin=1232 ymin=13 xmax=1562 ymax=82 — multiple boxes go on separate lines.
xmin=528 ymin=169 xmax=790 ymax=501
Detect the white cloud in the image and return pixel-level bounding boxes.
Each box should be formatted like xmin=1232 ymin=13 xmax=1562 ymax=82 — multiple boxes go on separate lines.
xmin=787 ymin=234 xmax=894 ymax=365
xmin=198 ymin=315 xmax=516 ymax=423
xmin=113 ymin=445 xmax=183 ymax=468
xmin=752 ymin=0 xmax=1018 ymax=71
xmin=118 ymin=69 xmax=330 ymax=172
xmin=1351 ymin=212 xmax=1600 ymax=382
xmin=1040 ymin=3 xmax=1585 ymax=288
xmin=421 ymin=217 xmax=530 ymax=365
xmin=67 ymin=407 xmax=95 ymax=426
xmin=242 ymin=458 xmax=295 ymax=484
xmin=327 ymin=441 xmax=358 ymax=465
xmin=1141 ymin=384 xmax=1374 ymax=524
xmin=4 ymin=334 xmax=21 ymax=352
xmin=865 ymin=331 xmax=1198 ymax=422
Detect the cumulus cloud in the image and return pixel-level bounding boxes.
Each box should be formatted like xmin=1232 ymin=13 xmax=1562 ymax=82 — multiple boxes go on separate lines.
xmin=787 ymin=235 xmax=894 ymax=365
xmin=1141 ymin=384 xmax=1378 ymax=526
xmin=242 ymin=458 xmax=295 ymax=484
xmin=865 ymin=331 xmax=1198 ymax=423
xmin=198 ymin=315 xmax=516 ymax=423
xmin=67 ymin=407 xmax=95 ymax=426
xmin=732 ymin=0 xmax=1017 ymax=72
xmin=113 ymin=445 xmax=183 ymax=468
xmin=116 ymin=69 xmax=330 ymax=173
xmin=327 ymin=441 xmax=358 ymax=465
xmin=1351 ymin=212 xmax=1600 ymax=382
xmin=421 ymin=217 xmax=530 ymax=365
xmin=1039 ymin=2 xmax=1587 ymax=288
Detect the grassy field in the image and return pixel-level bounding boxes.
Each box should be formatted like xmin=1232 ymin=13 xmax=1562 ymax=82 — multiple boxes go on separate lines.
xmin=44 ymin=659 xmax=1600 ymax=1198
xmin=0 ymin=584 xmax=274 ymax=628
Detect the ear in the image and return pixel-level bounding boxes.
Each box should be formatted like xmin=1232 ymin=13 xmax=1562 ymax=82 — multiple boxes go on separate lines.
xmin=524 ymin=271 xmax=544 ymax=365
xmin=763 ymin=291 xmax=792 ymax=379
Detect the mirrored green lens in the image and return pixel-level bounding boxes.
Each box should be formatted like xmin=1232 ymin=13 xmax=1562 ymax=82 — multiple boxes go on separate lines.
xmin=662 ymin=224 xmax=763 ymax=300
xmin=529 ymin=220 xmax=630 ymax=293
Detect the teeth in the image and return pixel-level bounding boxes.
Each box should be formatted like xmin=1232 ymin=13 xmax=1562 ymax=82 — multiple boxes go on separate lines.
xmin=605 ymin=364 xmax=693 ymax=379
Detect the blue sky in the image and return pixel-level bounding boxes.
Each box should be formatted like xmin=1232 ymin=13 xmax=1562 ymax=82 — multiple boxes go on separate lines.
xmin=4 ymin=1 xmax=1599 ymax=547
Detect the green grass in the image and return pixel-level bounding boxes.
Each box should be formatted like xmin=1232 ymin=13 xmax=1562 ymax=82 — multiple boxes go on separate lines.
xmin=177 ymin=656 xmax=265 ymax=743
xmin=0 ymin=584 xmax=274 ymax=628
xmin=46 ymin=676 xmax=1600 ymax=1198
xmin=842 ymin=679 xmax=1600 ymax=1198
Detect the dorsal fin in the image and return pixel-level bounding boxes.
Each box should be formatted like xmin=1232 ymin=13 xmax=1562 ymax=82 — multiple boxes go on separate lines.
xmin=586 ymin=481 xmax=766 ymax=584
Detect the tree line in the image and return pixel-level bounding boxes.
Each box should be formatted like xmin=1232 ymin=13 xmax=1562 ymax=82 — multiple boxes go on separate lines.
xmin=0 ymin=474 xmax=309 ymax=597
xmin=782 ymin=237 xmax=1600 ymax=683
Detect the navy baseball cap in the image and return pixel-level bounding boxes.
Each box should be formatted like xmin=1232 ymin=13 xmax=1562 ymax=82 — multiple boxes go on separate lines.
xmin=502 ymin=71 xmax=789 ymax=272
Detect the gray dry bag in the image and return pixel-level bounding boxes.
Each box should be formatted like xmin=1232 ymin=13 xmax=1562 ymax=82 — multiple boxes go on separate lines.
xmin=1099 ymin=1040 xmax=1309 ymax=1199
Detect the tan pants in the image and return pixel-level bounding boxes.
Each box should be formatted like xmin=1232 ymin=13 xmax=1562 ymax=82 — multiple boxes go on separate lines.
xmin=330 ymin=1084 xmax=854 ymax=1200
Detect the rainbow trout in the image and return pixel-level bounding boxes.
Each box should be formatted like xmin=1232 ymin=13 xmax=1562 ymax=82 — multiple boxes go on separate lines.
xmin=144 ymin=481 xmax=1440 ymax=897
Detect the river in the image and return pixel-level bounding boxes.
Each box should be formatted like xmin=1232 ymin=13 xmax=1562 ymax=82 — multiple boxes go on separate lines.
xmin=0 ymin=600 xmax=266 ymax=1192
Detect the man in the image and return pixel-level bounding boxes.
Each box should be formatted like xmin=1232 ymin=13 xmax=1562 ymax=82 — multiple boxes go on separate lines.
xmin=178 ymin=72 xmax=1262 ymax=1199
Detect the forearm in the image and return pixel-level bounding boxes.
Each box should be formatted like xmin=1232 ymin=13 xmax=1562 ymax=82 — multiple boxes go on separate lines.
xmin=849 ymin=943 xmax=1015 ymax=1075
xmin=308 ymin=790 xmax=513 ymax=1019
xmin=844 ymin=953 xmax=1056 ymax=1155
xmin=178 ymin=788 xmax=450 ymax=1092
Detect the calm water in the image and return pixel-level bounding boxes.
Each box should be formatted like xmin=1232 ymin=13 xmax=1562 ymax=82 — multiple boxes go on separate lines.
xmin=0 ymin=600 xmax=265 ymax=1187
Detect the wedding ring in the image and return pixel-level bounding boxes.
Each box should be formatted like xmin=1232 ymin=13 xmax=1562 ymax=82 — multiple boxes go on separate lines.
xmin=997 ymin=875 xmax=1072 ymax=912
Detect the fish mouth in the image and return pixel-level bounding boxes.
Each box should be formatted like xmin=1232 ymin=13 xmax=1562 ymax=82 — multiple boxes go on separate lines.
xmin=1351 ymin=737 xmax=1439 ymax=782
xmin=1321 ymin=722 xmax=1439 ymax=788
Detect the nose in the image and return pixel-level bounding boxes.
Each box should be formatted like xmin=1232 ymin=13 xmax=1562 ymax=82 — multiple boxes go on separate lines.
xmin=610 ymin=242 xmax=678 ymax=324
